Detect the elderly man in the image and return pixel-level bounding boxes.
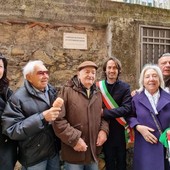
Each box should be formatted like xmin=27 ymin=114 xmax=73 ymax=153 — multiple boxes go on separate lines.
xmin=2 ymin=60 xmax=61 ymax=170
xmin=132 ymin=53 xmax=170 ymax=96
xmin=158 ymin=53 xmax=170 ymax=92
xmin=52 ymin=61 xmax=109 ymax=170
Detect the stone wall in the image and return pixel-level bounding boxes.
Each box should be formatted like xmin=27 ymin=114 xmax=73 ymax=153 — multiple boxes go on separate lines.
xmin=0 ymin=22 xmax=107 ymax=90
xmin=0 ymin=0 xmax=169 ymax=90
xmin=1 ymin=1 xmax=169 ymax=170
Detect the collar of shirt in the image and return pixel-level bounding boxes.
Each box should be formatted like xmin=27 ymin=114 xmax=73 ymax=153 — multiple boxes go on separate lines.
xmin=164 ymin=87 xmax=170 ymax=93
xmin=144 ymin=89 xmax=160 ymax=115
xmin=32 ymin=85 xmax=50 ymax=105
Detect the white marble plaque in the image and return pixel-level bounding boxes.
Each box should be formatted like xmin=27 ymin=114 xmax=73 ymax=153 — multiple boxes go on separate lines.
xmin=63 ymin=33 xmax=87 ymax=50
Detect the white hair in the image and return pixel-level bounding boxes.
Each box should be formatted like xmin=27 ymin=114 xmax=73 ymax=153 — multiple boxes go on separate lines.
xmin=137 ymin=64 xmax=165 ymax=93
xmin=23 ymin=60 xmax=44 ymax=79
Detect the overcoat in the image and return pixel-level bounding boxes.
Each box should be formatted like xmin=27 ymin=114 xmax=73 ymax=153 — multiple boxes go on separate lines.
xmin=52 ymin=75 xmax=109 ymax=164
xmin=0 ymin=87 xmax=18 ymax=170
xmin=127 ymin=88 xmax=170 ymax=170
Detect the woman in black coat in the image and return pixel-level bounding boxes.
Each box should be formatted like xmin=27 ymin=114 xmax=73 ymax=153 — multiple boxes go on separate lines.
xmin=0 ymin=53 xmax=18 ymax=170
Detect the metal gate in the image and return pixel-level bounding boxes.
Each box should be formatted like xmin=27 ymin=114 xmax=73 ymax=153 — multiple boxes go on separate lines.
xmin=140 ymin=25 xmax=170 ymax=69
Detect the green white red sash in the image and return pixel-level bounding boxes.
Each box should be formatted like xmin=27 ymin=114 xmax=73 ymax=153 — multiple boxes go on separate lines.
xmin=97 ymin=80 xmax=134 ymax=144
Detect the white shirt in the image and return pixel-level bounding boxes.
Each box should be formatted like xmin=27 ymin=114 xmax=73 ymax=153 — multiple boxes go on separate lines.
xmin=144 ymin=89 xmax=160 ymax=115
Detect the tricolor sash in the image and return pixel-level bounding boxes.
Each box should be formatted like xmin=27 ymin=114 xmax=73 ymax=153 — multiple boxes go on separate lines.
xmin=97 ymin=80 xmax=134 ymax=145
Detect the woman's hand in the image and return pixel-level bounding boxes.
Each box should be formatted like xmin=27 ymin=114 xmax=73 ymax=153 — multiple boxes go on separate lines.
xmin=136 ymin=125 xmax=158 ymax=144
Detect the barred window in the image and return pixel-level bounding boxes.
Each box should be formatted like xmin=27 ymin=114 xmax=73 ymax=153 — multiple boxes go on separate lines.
xmin=140 ymin=25 xmax=170 ymax=69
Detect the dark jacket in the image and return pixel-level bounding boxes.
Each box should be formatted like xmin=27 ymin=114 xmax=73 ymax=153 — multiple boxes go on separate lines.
xmin=127 ymin=89 xmax=170 ymax=170
xmin=2 ymin=80 xmax=60 ymax=167
xmin=0 ymin=87 xmax=18 ymax=170
xmin=52 ymin=75 xmax=109 ymax=164
xmin=164 ymin=76 xmax=170 ymax=89
xmin=103 ymin=80 xmax=132 ymax=146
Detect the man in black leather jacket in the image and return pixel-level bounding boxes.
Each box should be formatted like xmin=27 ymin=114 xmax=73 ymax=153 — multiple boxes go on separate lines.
xmin=2 ymin=60 xmax=61 ymax=170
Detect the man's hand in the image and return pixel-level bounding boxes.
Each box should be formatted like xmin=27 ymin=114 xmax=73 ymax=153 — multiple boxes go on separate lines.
xmin=73 ymin=138 xmax=88 ymax=152
xmin=96 ymin=130 xmax=107 ymax=146
xmin=43 ymin=107 xmax=61 ymax=122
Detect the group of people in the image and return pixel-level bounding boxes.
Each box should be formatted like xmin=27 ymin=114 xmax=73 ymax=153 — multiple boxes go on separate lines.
xmin=128 ymin=53 xmax=170 ymax=170
xmin=0 ymin=52 xmax=170 ymax=170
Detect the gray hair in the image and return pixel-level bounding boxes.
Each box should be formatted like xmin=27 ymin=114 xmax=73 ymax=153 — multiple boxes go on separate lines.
xmin=137 ymin=64 xmax=165 ymax=93
xmin=23 ymin=60 xmax=44 ymax=79
xmin=159 ymin=53 xmax=170 ymax=59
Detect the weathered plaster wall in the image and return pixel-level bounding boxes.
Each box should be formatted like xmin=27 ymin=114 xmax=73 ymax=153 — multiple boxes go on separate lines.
xmin=0 ymin=22 xmax=107 ymax=90
xmin=104 ymin=2 xmax=170 ymax=90
xmin=0 ymin=0 xmax=169 ymax=90
xmin=1 ymin=1 xmax=169 ymax=170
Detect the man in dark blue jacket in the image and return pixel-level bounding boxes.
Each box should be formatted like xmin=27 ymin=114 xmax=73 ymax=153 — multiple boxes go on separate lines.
xmin=99 ymin=57 xmax=132 ymax=170
xmin=2 ymin=60 xmax=61 ymax=170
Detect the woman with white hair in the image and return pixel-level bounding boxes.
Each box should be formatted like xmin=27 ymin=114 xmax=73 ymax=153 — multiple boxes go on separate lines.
xmin=127 ymin=64 xmax=170 ymax=170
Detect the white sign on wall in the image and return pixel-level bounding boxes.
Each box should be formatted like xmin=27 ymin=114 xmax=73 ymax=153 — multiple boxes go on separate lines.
xmin=63 ymin=33 xmax=87 ymax=50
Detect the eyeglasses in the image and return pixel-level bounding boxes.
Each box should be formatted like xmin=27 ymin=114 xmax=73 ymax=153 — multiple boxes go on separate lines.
xmin=36 ymin=71 xmax=49 ymax=75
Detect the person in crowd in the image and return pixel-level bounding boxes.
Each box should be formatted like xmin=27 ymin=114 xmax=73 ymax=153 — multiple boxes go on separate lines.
xmin=52 ymin=61 xmax=109 ymax=170
xmin=0 ymin=53 xmax=18 ymax=170
xmin=2 ymin=60 xmax=61 ymax=170
xmin=158 ymin=52 xmax=170 ymax=92
xmin=132 ymin=52 xmax=170 ymax=97
xmin=98 ymin=57 xmax=132 ymax=170
xmin=127 ymin=64 xmax=170 ymax=170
